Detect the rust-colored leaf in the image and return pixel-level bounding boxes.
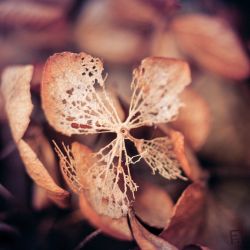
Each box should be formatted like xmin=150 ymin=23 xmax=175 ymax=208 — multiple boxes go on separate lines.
xmin=129 ymin=210 xmax=178 ymax=250
xmin=160 ymin=182 xmax=206 ymax=248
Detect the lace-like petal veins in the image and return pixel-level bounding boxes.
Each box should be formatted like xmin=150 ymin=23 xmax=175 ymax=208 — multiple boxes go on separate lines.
xmin=1 ymin=65 xmax=33 ymax=143
xmin=42 ymin=52 xmax=120 ymax=136
xmin=58 ymin=140 xmax=137 ymax=218
xmin=126 ymin=57 xmax=191 ymax=129
xmin=134 ymin=136 xmax=187 ymax=180
xmin=18 ymin=140 xmax=69 ymax=208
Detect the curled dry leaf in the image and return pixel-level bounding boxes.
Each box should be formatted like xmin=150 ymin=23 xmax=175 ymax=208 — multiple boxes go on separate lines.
xmin=26 ymin=126 xmax=60 ymax=209
xmin=171 ymin=14 xmax=250 ymax=79
xmin=1 ymin=65 xmax=69 ymax=208
xmin=42 ymin=51 xmax=191 ymax=218
xmin=129 ymin=210 xmax=178 ymax=250
xmin=171 ymin=88 xmax=211 ymax=151
xmin=160 ymin=182 xmax=206 ymax=248
xmin=75 ymin=0 xmax=148 ymax=64
xmin=18 ymin=140 xmax=69 ymax=208
xmin=133 ymin=183 xmax=173 ymax=228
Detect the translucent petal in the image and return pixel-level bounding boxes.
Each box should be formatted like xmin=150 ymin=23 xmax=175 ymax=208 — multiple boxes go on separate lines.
xmin=135 ymin=136 xmax=187 ymax=180
xmin=42 ymin=52 xmax=121 ymax=136
xmin=126 ymin=57 xmax=191 ymax=129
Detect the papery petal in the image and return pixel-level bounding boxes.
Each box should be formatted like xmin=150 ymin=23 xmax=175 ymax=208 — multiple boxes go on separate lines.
xmin=1 ymin=65 xmax=33 ymax=143
xmin=41 ymin=52 xmax=120 ymax=136
xmin=127 ymin=57 xmax=191 ymax=128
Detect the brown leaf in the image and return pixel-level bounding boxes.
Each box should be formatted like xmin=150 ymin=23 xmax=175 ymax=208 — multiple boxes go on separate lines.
xmin=79 ymin=194 xmax=132 ymax=241
xmin=171 ymin=14 xmax=250 ymax=79
xmin=171 ymin=88 xmax=211 ymax=151
xmin=129 ymin=210 xmax=178 ymax=250
xmin=133 ymin=183 xmax=173 ymax=228
xmin=18 ymin=139 xmax=69 ymax=208
xmin=160 ymin=182 xmax=206 ymax=248
xmin=1 ymin=65 xmax=33 ymax=142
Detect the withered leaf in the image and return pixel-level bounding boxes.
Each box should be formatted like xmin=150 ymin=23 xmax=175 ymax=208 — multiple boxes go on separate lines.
xmin=129 ymin=210 xmax=178 ymax=250
xmin=18 ymin=140 xmax=69 ymax=208
xmin=1 ymin=65 xmax=33 ymax=143
xmin=171 ymin=14 xmax=250 ymax=79
xmin=160 ymin=182 xmax=206 ymax=248
xmin=1 ymin=65 xmax=69 ymax=208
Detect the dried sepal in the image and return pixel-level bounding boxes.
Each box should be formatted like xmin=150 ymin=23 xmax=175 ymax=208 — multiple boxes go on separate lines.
xmin=135 ymin=136 xmax=186 ymax=180
xmin=18 ymin=140 xmax=69 ymax=208
xmin=42 ymin=52 xmax=120 ymax=136
xmin=127 ymin=57 xmax=191 ymax=128
xmin=1 ymin=65 xmax=33 ymax=142
xmin=79 ymin=194 xmax=132 ymax=241
xmin=129 ymin=210 xmax=178 ymax=250
xmin=171 ymin=14 xmax=250 ymax=79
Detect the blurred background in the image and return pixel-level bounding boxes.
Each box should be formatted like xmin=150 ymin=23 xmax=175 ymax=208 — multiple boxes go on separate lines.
xmin=0 ymin=0 xmax=250 ymax=249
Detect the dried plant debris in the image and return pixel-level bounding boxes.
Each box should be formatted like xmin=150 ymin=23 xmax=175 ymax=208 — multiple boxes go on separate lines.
xmin=1 ymin=65 xmax=69 ymax=208
xmin=41 ymin=51 xmax=191 ymax=218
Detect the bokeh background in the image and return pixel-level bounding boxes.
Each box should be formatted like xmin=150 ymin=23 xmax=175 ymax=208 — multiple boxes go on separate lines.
xmin=0 ymin=0 xmax=250 ymax=249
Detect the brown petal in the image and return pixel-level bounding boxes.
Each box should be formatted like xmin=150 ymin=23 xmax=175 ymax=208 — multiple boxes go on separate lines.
xmin=1 ymin=65 xmax=33 ymax=142
xmin=171 ymin=88 xmax=211 ymax=151
xmin=17 ymin=139 xmax=69 ymax=208
xmin=133 ymin=183 xmax=173 ymax=228
xmin=129 ymin=210 xmax=178 ymax=250
xmin=160 ymin=182 xmax=206 ymax=248
xmin=79 ymin=194 xmax=132 ymax=241
xmin=171 ymin=14 xmax=250 ymax=79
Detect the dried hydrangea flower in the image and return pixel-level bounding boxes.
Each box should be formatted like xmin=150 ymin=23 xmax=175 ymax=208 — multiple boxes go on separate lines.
xmin=41 ymin=52 xmax=191 ymax=218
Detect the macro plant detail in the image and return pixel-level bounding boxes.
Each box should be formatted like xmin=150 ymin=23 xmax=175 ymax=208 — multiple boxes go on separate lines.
xmin=41 ymin=52 xmax=191 ymax=218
